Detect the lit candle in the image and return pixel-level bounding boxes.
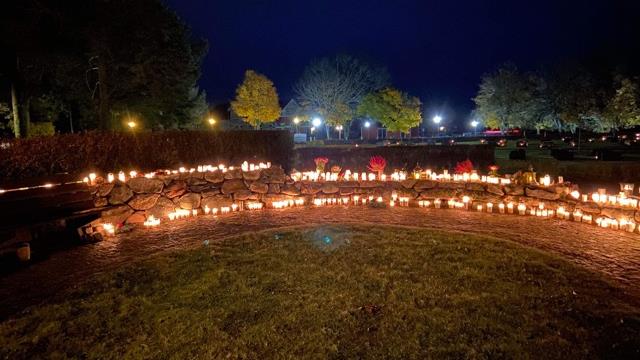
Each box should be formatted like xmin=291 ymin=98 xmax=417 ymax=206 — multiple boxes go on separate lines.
xmin=102 ymin=223 xmax=115 ymax=235
xmin=573 ymin=211 xmax=583 ymax=222
xmin=498 ymin=203 xmax=505 ymax=214
xmin=517 ymin=203 xmax=526 ymax=215
xmin=476 ymin=204 xmax=483 ymax=212
xmin=462 ymin=196 xmax=471 ymax=210
xmin=507 ymin=203 xmax=514 ymax=214
xmin=486 ymin=203 xmax=493 ymax=213
xmin=435 ymin=199 xmax=442 ymax=209
xmin=143 ymin=215 xmax=160 ymax=227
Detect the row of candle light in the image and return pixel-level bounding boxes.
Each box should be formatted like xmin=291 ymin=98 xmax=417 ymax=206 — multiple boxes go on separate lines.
xmin=290 ymin=169 xmax=516 ymax=185
xmin=102 ymin=192 xmax=639 ymax=236
xmin=82 ymin=161 xmax=272 ymax=186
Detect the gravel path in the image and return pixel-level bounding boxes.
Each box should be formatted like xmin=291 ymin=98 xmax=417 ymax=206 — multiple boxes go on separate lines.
xmin=1 ymin=206 xmax=639 ymax=318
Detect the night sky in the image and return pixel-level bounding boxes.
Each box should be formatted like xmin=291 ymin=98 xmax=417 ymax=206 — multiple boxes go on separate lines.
xmin=166 ymin=0 xmax=638 ymax=123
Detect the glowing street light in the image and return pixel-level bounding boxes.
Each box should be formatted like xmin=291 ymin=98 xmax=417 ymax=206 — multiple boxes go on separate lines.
xmin=127 ymin=121 xmax=137 ymax=129
xmin=433 ymin=115 xmax=442 ymax=124
xmin=208 ymin=117 xmax=217 ymax=126
xmin=335 ymin=124 xmax=344 ymax=140
xmin=470 ymin=119 xmax=479 ymax=135
xmin=292 ymin=116 xmax=300 ymax=133
xmin=312 ymin=117 xmax=322 ymax=127
xmin=361 ymin=120 xmax=371 ymax=140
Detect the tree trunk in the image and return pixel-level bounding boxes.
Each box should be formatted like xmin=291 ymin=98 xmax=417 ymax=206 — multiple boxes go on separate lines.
xmin=21 ymin=97 xmax=31 ymax=137
xmin=10 ymin=82 xmax=21 ymax=138
xmin=97 ymin=56 xmax=110 ymax=130
xmin=344 ymin=120 xmax=352 ymax=140
xmin=325 ymin=125 xmax=330 ymax=140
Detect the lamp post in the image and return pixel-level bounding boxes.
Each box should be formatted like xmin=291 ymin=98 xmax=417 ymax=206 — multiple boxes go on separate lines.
xmin=432 ymin=115 xmax=442 ymax=137
xmin=470 ymin=120 xmax=479 ymax=135
xmin=336 ymin=125 xmax=343 ymax=140
xmin=208 ymin=117 xmax=216 ymax=126
xmin=127 ymin=121 xmax=137 ymax=130
xmin=293 ymin=116 xmax=300 ymax=133
xmin=361 ymin=120 xmax=371 ymax=140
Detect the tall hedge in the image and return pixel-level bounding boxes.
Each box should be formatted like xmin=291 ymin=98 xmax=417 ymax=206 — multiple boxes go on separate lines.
xmin=0 ymin=130 xmax=293 ymax=181
xmin=293 ymin=145 xmax=496 ymax=172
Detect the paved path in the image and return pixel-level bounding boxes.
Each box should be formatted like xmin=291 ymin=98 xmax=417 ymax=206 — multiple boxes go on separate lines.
xmin=1 ymin=206 xmax=640 ymax=319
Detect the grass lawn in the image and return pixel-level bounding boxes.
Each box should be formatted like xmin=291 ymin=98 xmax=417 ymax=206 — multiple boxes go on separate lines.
xmin=1 ymin=225 xmax=639 ymax=359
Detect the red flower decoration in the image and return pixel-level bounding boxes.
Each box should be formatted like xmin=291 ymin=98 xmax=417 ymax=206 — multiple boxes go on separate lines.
xmin=367 ymin=155 xmax=387 ymax=173
xmin=314 ymin=157 xmax=329 ymax=166
xmin=454 ymin=159 xmax=474 ymax=174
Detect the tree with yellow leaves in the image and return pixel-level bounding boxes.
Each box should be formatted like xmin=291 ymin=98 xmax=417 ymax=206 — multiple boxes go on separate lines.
xmin=357 ymin=87 xmax=421 ymax=133
xmin=231 ymin=70 xmax=281 ymax=129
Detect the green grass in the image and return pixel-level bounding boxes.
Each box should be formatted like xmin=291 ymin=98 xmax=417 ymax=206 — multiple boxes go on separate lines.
xmin=1 ymin=225 xmax=639 ymax=359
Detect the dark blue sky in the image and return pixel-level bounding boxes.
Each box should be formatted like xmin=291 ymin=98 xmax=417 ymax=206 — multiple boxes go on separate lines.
xmin=166 ymin=0 xmax=637 ymax=122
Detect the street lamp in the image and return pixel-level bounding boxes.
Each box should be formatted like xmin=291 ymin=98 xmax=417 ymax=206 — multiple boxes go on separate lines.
xmin=293 ymin=117 xmax=300 ymax=132
xmin=360 ymin=120 xmax=371 ymax=140
xmin=208 ymin=117 xmax=216 ymax=126
xmin=432 ymin=115 xmax=442 ymax=137
xmin=127 ymin=121 xmax=137 ymax=130
xmin=470 ymin=120 xmax=479 ymax=135
xmin=312 ymin=117 xmax=322 ymax=127
xmin=335 ymin=125 xmax=344 ymax=140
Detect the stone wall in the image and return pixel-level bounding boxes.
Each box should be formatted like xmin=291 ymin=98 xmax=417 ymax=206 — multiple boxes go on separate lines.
xmin=90 ymin=166 xmax=640 ymax=226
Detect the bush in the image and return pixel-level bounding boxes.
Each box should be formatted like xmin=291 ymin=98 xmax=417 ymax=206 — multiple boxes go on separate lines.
xmin=28 ymin=122 xmax=55 ymax=137
xmin=550 ymin=149 xmax=574 ymax=161
xmin=509 ymin=149 xmax=526 ymax=160
xmin=0 ymin=130 xmax=293 ymax=181
xmin=294 ymin=145 xmax=495 ymax=172
xmin=592 ymin=149 xmax=622 ymax=161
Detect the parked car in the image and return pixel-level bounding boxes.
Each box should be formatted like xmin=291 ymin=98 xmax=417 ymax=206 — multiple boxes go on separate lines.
xmin=539 ymin=141 xmax=554 ymax=149
xmin=516 ymin=139 xmax=528 ymax=148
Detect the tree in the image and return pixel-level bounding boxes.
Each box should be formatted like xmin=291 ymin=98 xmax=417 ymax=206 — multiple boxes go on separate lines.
xmin=603 ymin=78 xmax=640 ymax=131
xmin=0 ymin=0 xmax=208 ymax=134
xmin=472 ymin=65 xmax=532 ymax=133
xmin=231 ymin=70 xmax=281 ymax=129
xmin=357 ymin=88 xmax=422 ymax=133
xmin=294 ymin=55 xmax=389 ymax=139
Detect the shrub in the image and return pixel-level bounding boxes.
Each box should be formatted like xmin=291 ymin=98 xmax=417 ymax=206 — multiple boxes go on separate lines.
xmin=294 ymin=145 xmax=495 ymax=173
xmin=454 ymin=159 xmax=474 ymax=174
xmin=28 ymin=122 xmax=55 ymax=137
xmin=0 ymin=130 xmax=293 ymax=181
xmin=509 ymin=150 xmax=526 ymax=160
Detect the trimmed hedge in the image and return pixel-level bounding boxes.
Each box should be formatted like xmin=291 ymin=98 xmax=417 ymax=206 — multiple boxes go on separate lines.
xmin=293 ymin=145 xmax=495 ymax=172
xmin=0 ymin=130 xmax=293 ymax=181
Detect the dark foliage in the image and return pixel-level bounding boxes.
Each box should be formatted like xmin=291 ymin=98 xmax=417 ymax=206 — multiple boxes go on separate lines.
xmin=0 ymin=131 xmax=293 ymax=181
xmin=294 ymin=145 xmax=494 ymax=172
